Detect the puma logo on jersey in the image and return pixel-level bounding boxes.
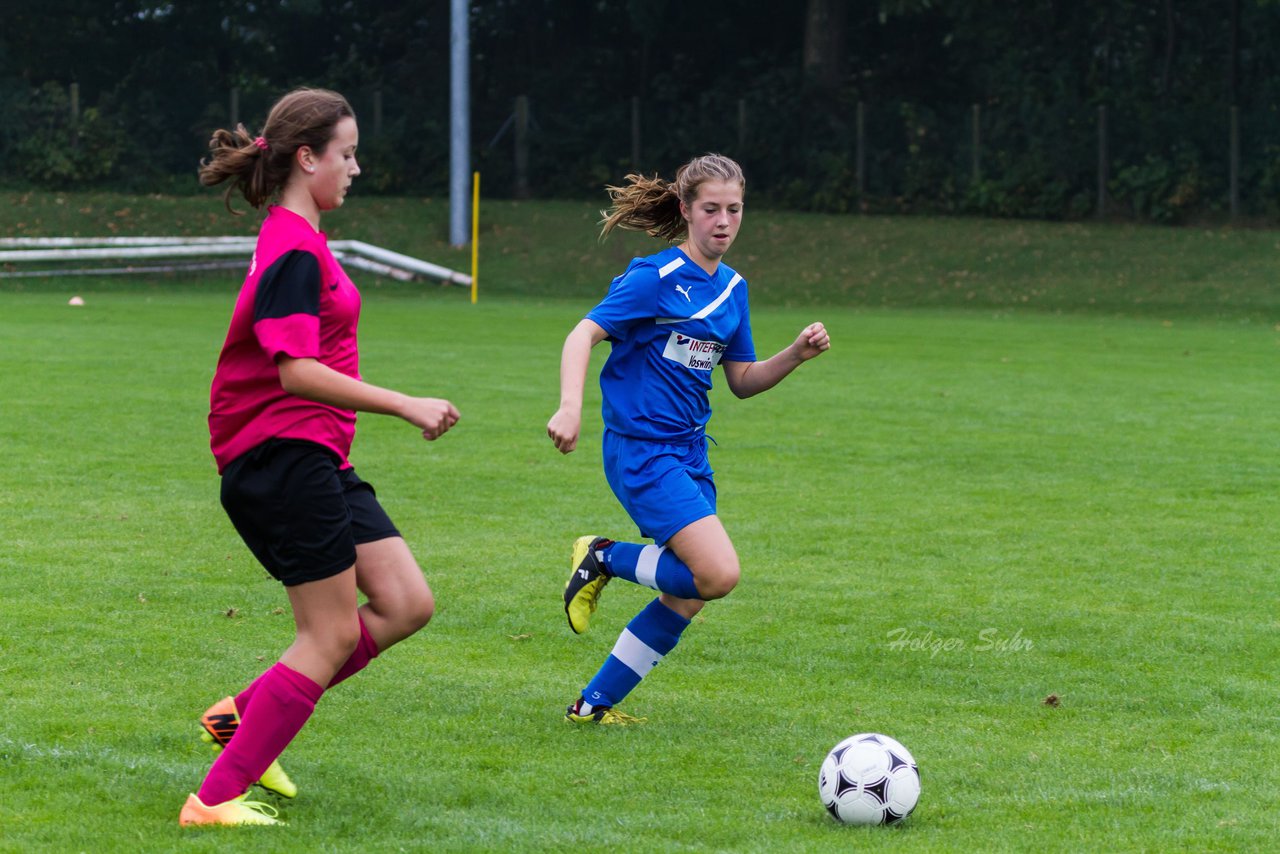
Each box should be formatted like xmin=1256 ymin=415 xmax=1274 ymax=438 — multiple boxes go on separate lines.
xmin=675 ymin=284 xmax=693 ymax=302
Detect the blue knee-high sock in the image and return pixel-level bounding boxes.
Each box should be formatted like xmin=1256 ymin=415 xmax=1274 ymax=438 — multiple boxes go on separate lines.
xmin=601 ymin=542 xmax=701 ymax=600
xmin=581 ymin=598 xmax=691 ymax=709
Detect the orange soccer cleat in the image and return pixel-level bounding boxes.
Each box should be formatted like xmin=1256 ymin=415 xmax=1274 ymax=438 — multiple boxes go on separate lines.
xmin=179 ymin=792 xmax=282 ymax=827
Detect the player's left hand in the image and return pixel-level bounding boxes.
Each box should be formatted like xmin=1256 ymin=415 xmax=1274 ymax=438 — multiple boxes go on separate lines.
xmin=794 ymin=322 xmax=830 ymax=361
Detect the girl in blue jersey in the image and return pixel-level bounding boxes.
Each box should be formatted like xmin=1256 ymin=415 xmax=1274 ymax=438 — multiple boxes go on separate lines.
xmin=548 ymin=153 xmax=829 ymax=724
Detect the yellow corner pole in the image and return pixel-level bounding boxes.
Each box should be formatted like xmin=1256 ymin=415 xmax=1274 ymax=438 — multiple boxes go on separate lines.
xmin=470 ymin=171 xmax=480 ymax=304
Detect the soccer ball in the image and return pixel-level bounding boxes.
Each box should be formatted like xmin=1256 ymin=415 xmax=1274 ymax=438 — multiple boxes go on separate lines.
xmin=818 ymin=732 xmax=920 ymax=825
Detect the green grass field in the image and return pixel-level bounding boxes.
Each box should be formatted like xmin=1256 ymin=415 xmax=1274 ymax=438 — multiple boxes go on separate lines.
xmin=1 ymin=193 xmax=1277 ymax=851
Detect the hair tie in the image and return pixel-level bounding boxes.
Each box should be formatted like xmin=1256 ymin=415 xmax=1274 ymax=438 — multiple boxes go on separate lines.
xmin=253 ymin=137 xmax=269 ymax=152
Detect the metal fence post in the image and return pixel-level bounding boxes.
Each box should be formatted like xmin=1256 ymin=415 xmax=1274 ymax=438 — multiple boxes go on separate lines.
xmin=737 ymin=98 xmax=747 ymax=152
xmin=856 ymin=101 xmax=866 ymax=197
xmin=971 ymin=103 xmax=981 ymax=184
xmin=1229 ymin=105 xmax=1240 ymax=219
xmin=631 ymin=96 xmax=641 ymax=169
xmin=514 ymin=95 xmax=530 ymax=200
xmin=449 ymin=0 xmax=470 ymax=247
xmin=1097 ymin=105 xmax=1108 ymax=218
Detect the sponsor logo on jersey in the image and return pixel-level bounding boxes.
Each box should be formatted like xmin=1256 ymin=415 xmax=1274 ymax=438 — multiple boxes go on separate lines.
xmin=662 ymin=331 xmax=726 ymax=371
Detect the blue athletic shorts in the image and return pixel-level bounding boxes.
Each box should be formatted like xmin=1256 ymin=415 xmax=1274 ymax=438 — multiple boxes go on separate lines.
xmin=602 ymin=429 xmax=717 ymax=546
xmin=220 ymin=438 xmax=400 ymax=586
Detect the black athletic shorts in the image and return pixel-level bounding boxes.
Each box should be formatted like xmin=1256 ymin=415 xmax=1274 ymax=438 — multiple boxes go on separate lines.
xmin=220 ymin=438 xmax=401 ymax=586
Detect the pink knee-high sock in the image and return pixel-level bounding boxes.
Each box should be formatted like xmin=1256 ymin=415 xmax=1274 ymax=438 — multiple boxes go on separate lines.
xmin=232 ymin=614 xmax=379 ymax=712
xmin=327 ymin=615 xmax=380 ymax=689
xmin=232 ymin=670 xmax=268 ymax=718
xmin=198 ymin=663 xmax=323 ymax=805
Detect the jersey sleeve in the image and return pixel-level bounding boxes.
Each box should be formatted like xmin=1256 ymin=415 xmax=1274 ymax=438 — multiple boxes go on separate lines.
xmin=723 ymin=284 xmax=756 ymax=363
xmin=252 ymin=248 xmax=323 ymax=361
xmin=585 ymin=259 xmax=659 ymax=339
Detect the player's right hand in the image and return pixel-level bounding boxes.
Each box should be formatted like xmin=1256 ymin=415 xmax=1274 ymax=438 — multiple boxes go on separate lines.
xmin=403 ymin=397 xmax=460 ymax=441
xmin=547 ymin=407 xmax=581 ymax=454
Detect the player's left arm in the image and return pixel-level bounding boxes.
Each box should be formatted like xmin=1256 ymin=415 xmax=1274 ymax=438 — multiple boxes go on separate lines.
xmin=721 ymin=322 xmax=830 ymax=399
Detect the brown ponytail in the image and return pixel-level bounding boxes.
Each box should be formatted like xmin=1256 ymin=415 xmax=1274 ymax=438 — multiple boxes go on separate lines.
xmin=198 ymin=88 xmax=354 ymax=214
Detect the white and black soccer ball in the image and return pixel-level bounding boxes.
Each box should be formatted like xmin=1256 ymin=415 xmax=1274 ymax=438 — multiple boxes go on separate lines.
xmin=818 ymin=732 xmax=920 ymax=825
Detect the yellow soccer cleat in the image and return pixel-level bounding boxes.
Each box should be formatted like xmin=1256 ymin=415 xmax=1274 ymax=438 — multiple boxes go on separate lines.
xmin=563 ymin=536 xmax=613 ymax=634
xmin=199 ymin=696 xmax=298 ymax=798
xmin=564 ymin=698 xmax=646 ymax=726
xmin=179 ymin=792 xmax=283 ymax=827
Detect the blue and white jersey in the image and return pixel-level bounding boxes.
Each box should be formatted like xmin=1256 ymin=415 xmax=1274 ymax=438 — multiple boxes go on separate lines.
xmin=587 ymin=246 xmax=756 ymax=442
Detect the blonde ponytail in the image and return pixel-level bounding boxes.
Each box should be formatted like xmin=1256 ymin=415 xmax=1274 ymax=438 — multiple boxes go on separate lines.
xmin=598 ymin=153 xmax=745 ymax=242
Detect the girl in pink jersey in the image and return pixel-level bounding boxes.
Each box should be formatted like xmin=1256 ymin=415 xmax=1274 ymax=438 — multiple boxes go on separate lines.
xmin=180 ymin=88 xmax=460 ymax=827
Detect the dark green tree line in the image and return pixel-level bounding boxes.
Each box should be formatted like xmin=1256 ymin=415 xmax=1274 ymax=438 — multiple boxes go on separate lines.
xmin=2 ymin=0 xmax=1279 ymax=221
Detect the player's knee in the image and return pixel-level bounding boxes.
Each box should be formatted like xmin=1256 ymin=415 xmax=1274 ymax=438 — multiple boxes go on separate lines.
xmin=378 ymin=584 xmax=434 ymax=640
xmin=696 ymin=559 xmax=741 ymax=600
xmin=404 ymin=587 xmax=435 ymax=632
xmin=313 ymin=621 xmax=362 ymax=666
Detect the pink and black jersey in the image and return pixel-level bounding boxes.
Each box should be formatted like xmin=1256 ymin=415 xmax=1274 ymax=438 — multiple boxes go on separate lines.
xmin=209 ymin=206 xmax=361 ymax=473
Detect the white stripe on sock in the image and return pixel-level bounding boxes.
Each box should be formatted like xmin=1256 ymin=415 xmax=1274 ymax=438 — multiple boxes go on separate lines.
xmin=610 ymin=628 xmax=664 ymax=678
xmin=634 ymin=545 xmax=664 ymax=590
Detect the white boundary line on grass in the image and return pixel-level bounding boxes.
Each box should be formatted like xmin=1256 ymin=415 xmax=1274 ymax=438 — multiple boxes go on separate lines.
xmin=0 ymin=735 xmax=196 ymax=783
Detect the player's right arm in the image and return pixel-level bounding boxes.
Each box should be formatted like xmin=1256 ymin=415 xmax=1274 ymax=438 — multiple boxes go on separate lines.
xmin=278 ymin=356 xmax=459 ymax=441
xmin=254 ymin=245 xmax=460 ymax=441
xmin=547 ymin=318 xmax=608 ymax=454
